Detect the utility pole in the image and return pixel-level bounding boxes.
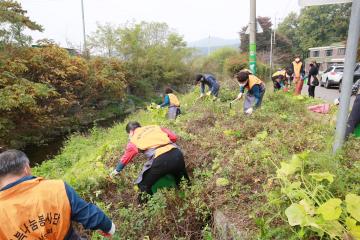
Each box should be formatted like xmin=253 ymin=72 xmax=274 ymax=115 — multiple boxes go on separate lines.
xmin=249 ymin=0 xmax=257 ymax=74
xmin=269 ymin=30 xmax=273 ymax=79
xmin=273 ymin=16 xmax=277 ymax=45
xmin=333 ymin=0 xmax=360 ymax=152
xmin=81 ymin=0 xmax=87 ymax=55
xmin=208 ymin=34 xmax=211 ymax=56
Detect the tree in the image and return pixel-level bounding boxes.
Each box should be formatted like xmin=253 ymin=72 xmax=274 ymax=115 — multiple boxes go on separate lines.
xmin=240 ymin=16 xmax=272 ymax=53
xmin=87 ymin=23 xmax=119 ymax=57
xmin=0 ymin=0 xmax=43 ymax=46
xmin=123 ymin=23 xmax=192 ymax=95
xmin=239 ymin=16 xmax=293 ymax=65
xmin=277 ymin=12 xmax=301 ymax=54
xmin=277 ymin=3 xmax=351 ymax=55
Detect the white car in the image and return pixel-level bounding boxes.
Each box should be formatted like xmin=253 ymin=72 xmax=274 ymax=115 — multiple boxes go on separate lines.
xmin=320 ymin=66 xmax=344 ymax=88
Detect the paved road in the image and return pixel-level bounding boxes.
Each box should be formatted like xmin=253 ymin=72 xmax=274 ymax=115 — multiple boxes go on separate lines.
xmin=302 ymin=85 xmax=355 ymax=108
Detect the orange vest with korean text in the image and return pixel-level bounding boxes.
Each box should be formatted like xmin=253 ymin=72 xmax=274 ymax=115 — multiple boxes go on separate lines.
xmin=0 ymin=178 xmax=71 ymax=240
xmin=292 ymin=61 xmax=303 ymax=78
xmin=246 ymin=75 xmax=264 ymax=91
xmin=167 ymin=94 xmax=180 ymax=107
xmin=130 ymin=125 xmax=175 ymax=158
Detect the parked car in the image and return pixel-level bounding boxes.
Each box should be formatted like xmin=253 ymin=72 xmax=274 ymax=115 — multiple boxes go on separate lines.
xmin=339 ymin=63 xmax=360 ymax=92
xmin=320 ymin=65 xmax=344 ymax=88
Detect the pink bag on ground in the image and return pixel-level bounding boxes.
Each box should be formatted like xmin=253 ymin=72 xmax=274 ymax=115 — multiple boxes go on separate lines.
xmin=308 ymin=104 xmax=330 ymax=114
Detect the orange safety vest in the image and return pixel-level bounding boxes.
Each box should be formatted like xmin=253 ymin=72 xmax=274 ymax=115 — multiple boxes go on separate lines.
xmin=167 ymin=93 xmax=180 ymax=107
xmin=292 ymin=61 xmax=303 ymax=78
xmin=0 ymin=177 xmax=71 ymax=240
xmin=272 ymin=70 xmax=286 ymax=78
xmin=246 ymin=75 xmax=264 ymax=91
xmin=130 ymin=125 xmax=175 ymax=158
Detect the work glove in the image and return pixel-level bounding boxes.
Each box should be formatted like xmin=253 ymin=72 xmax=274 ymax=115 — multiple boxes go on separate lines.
xmin=206 ymin=91 xmax=212 ymax=96
xmin=156 ymin=105 xmax=161 ymax=109
xmin=98 ymin=222 xmax=116 ymax=238
xmin=110 ymin=169 xmax=120 ymax=178
xmin=245 ymin=107 xmax=253 ymax=115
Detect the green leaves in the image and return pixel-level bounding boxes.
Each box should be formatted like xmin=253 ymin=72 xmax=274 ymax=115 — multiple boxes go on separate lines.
xmin=316 ymin=198 xmax=342 ymax=221
xmin=346 ymin=194 xmax=360 ymax=222
xmin=309 ymin=172 xmax=335 ymax=183
xmin=285 ymin=203 xmax=308 ymax=226
xmin=216 ymin=178 xmax=230 ymax=187
xmin=255 ymin=130 xmax=268 ymax=141
xmin=276 ymin=154 xmax=302 ymax=177
xmin=345 ymin=217 xmax=360 ymax=239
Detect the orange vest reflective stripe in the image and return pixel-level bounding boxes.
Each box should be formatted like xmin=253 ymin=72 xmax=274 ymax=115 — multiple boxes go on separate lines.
xmin=168 ymin=94 xmax=180 ymax=107
xmin=292 ymin=61 xmax=303 ymax=78
xmin=0 ymin=177 xmax=71 ymax=240
xmin=130 ymin=125 xmax=175 ymax=158
xmin=246 ymin=75 xmax=264 ymax=90
xmin=272 ymin=70 xmax=286 ymax=78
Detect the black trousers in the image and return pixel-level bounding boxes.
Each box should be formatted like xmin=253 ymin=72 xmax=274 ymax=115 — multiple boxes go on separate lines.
xmin=308 ymin=85 xmax=315 ymax=98
xmin=345 ymin=94 xmax=360 ymax=138
xmin=138 ymin=148 xmax=189 ymax=195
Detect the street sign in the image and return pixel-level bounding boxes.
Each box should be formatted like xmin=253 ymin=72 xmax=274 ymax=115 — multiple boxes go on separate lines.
xmin=244 ymin=21 xmax=263 ymax=34
xmin=299 ymin=0 xmax=352 ymax=7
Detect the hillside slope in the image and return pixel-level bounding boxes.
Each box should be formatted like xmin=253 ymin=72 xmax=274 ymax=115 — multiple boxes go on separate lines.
xmin=34 ymin=87 xmax=360 ymax=239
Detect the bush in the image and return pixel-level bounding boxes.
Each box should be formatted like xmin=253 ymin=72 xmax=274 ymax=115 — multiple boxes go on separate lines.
xmin=0 ymin=44 xmax=128 ymax=148
xmin=223 ymin=53 xmax=248 ymax=76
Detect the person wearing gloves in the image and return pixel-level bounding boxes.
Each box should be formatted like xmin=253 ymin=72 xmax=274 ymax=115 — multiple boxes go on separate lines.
xmin=111 ymin=122 xmax=189 ymax=201
xmin=157 ymin=87 xmax=181 ymax=119
xmin=0 ymin=150 xmax=116 ymax=239
xmin=290 ymin=56 xmax=305 ymax=95
xmin=231 ymin=71 xmax=266 ymax=115
xmin=195 ymin=73 xmax=220 ymax=100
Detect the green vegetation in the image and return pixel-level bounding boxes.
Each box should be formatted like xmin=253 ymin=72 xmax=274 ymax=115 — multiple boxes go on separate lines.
xmin=277 ymin=3 xmax=351 ymax=55
xmin=0 ymin=1 xmax=195 ymax=149
xmin=0 ymin=43 xmax=130 ymax=148
xmin=34 ymin=84 xmax=359 ymax=239
xmin=87 ymin=21 xmax=194 ymax=97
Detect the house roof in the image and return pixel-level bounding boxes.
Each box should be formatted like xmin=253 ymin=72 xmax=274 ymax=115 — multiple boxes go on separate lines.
xmin=309 ymin=42 xmax=346 ymax=51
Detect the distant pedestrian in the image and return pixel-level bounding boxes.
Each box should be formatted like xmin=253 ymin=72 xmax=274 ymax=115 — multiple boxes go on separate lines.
xmin=291 ymin=56 xmax=305 ymax=95
xmin=307 ymin=61 xmax=319 ymax=98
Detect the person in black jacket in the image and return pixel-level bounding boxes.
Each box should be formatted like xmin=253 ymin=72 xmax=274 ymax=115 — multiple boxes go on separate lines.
xmin=307 ymin=61 xmax=319 ymax=98
xmin=345 ymin=88 xmax=360 ymax=138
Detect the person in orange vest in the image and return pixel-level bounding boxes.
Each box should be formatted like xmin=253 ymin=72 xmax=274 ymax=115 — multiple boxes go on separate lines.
xmin=157 ymin=87 xmax=181 ymax=119
xmin=0 ymin=150 xmax=115 ymax=240
xmin=110 ymin=122 xmax=189 ymax=201
xmin=272 ymin=69 xmax=287 ymax=91
xmin=230 ymin=71 xmax=266 ymax=114
xmin=291 ymin=56 xmax=305 ymax=95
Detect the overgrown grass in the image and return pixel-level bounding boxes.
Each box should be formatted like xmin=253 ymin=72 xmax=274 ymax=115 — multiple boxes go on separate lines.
xmin=34 ymin=86 xmax=359 ymax=239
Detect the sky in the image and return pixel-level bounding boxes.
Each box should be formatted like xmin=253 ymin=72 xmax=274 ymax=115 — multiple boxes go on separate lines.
xmin=19 ymin=0 xmax=300 ymax=48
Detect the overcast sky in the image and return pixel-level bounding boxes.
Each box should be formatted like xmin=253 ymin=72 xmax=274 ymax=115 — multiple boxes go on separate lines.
xmin=19 ymin=0 xmax=300 ymax=48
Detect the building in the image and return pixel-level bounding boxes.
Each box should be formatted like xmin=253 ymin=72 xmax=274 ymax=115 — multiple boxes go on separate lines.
xmin=306 ymin=43 xmax=346 ymax=71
